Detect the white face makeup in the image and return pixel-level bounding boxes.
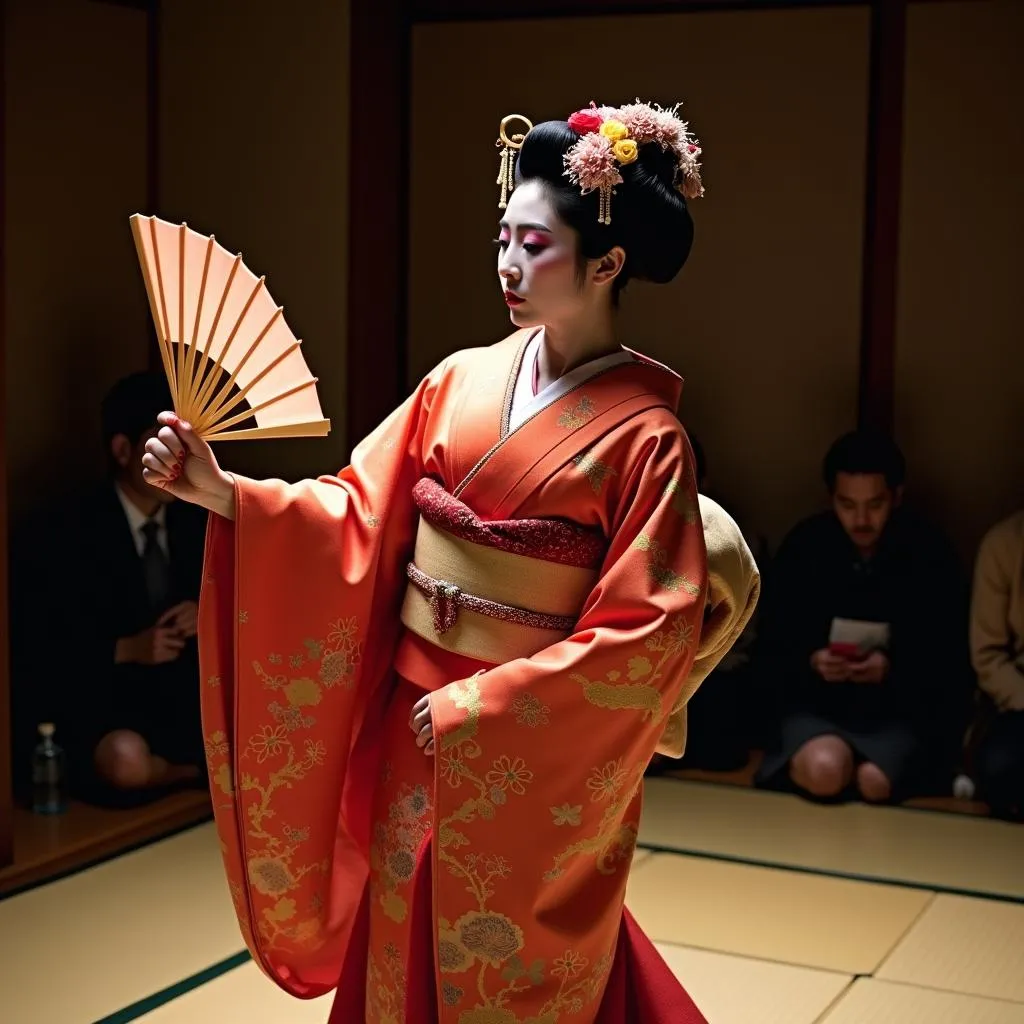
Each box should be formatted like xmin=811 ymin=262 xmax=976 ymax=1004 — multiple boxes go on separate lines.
xmin=496 ymin=181 xmax=589 ymax=330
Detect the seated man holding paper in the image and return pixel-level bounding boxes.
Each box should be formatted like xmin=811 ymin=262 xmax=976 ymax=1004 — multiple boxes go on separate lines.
xmin=755 ymin=431 xmax=970 ymax=802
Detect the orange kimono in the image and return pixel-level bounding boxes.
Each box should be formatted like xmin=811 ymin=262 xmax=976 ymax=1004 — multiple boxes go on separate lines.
xmin=199 ymin=330 xmax=710 ymax=1023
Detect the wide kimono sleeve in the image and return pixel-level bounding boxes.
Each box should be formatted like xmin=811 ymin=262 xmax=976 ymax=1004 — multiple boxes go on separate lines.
xmin=198 ymin=358 xmax=449 ymax=997
xmin=427 ymin=419 xmax=710 ymax=1014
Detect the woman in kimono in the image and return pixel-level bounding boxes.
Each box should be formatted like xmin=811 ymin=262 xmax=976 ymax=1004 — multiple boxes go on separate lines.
xmin=143 ymin=99 xmax=757 ymax=1023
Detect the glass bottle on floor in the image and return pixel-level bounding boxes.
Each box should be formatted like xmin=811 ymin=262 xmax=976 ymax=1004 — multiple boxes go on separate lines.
xmin=32 ymin=722 xmax=67 ymax=815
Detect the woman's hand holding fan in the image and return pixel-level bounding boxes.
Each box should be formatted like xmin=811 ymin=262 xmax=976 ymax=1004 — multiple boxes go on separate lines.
xmin=129 ymin=214 xmax=331 ymax=442
xmin=142 ymin=413 xmax=236 ymax=520
xmin=129 ymin=213 xmax=333 ymax=520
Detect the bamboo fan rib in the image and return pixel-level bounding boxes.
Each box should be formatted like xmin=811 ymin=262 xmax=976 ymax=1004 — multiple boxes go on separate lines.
xmin=129 ymin=214 xmax=331 ymax=442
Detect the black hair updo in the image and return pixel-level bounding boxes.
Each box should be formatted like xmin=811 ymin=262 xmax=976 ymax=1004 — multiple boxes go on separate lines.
xmin=514 ymin=119 xmax=695 ymax=292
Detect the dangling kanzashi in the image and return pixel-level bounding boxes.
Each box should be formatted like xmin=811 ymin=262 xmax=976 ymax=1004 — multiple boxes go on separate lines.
xmin=562 ymin=99 xmax=705 ymax=224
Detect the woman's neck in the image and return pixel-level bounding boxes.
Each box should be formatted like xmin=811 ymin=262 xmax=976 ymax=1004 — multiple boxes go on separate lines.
xmin=536 ymin=309 xmax=619 ymax=387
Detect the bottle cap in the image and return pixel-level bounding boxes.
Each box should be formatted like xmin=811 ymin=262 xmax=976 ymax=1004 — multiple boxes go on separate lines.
xmin=38 ymin=722 xmax=55 ymax=737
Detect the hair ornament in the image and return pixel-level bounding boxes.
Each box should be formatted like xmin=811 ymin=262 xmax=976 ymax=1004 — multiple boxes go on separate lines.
xmin=495 ymin=114 xmax=534 ymax=209
xmin=564 ymin=100 xmax=704 ymax=225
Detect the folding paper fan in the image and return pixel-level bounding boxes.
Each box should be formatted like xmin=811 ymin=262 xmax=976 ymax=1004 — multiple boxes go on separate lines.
xmin=129 ymin=214 xmax=331 ymax=442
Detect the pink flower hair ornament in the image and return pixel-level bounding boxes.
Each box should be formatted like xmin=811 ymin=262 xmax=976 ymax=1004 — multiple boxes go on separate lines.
xmin=564 ymin=100 xmax=704 ymax=225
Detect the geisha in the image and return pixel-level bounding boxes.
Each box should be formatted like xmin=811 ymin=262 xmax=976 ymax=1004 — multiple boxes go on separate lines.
xmin=143 ymin=98 xmax=759 ymax=1023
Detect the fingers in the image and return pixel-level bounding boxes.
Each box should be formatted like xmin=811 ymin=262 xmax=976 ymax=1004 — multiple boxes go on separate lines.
xmin=154 ymin=633 xmax=186 ymax=663
xmin=158 ymin=602 xmax=197 ymax=639
xmin=409 ymin=696 xmax=431 ymax=731
xmin=822 ymin=654 xmax=850 ymax=681
xmin=409 ymin=694 xmax=434 ymax=753
xmin=158 ymin=424 xmax=186 ymax=461
xmin=156 ymin=625 xmax=186 ymax=643
xmin=142 ymin=446 xmax=176 ymax=477
xmin=142 ymin=466 xmax=175 ymax=492
xmin=157 ymin=412 xmax=210 ymax=459
xmin=158 ymin=603 xmax=184 ymax=626
xmin=411 ymin=716 xmax=432 ymax=749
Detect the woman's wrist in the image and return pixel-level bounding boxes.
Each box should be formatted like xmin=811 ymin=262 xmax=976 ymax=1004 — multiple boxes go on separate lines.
xmin=208 ymin=472 xmax=237 ymax=521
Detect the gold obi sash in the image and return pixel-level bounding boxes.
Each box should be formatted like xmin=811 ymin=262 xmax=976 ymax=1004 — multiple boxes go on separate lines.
xmin=400 ymin=515 xmax=599 ymax=664
xmin=399 ymin=481 xmax=761 ymax=763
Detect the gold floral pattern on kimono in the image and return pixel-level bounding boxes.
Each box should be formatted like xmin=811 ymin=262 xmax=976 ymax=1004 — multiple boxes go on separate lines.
xmin=432 ymin=679 xmax=615 ymax=1021
xmin=201 ymin=618 xmax=363 ymax=957
xmin=510 ymin=692 xmax=550 ymax=728
xmin=557 ymin=395 xmax=597 ymax=430
xmin=540 ymin=616 xmax=698 ymax=888
xmin=572 ymin=612 xmax=694 ymax=724
xmin=664 ymin=476 xmax=700 ymax=525
xmin=369 ymin=781 xmax=433 ymax=925
xmin=543 ymin=759 xmax=643 ymax=884
xmin=573 ymin=449 xmax=618 ymax=495
xmin=634 ymin=532 xmax=701 ymax=596
xmin=367 ymin=944 xmax=407 ymax=1024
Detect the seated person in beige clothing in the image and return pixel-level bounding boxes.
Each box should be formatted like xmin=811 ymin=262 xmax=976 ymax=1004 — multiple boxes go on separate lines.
xmin=970 ymin=509 xmax=1024 ymax=819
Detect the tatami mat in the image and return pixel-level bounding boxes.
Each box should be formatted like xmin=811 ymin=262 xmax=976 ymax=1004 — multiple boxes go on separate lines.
xmin=640 ymin=777 xmax=1024 ymax=900
xmin=655 ymin=943 xmax=851 ymax=1024
xmin=820 ymin=978 xmax=1024 ymax=1024
xmin=136 ymin=959 xmax=333 ymax=1023
xmin=0 ymin=822 xmax=239 ymax=1024
xmin=134 ymin=941 xmax=853 ymax=1024
xmin=11 ymin=797 xmax=1022 ymax=1024
xmin=626 ymin=852 xmax=932 ymax=974
xmin=877 ymin=894 xmax=1024 ymax=1003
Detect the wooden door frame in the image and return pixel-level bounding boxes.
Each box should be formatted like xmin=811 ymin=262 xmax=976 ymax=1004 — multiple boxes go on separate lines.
xmin=345 ymin=3 xmax=411 ymax=452
xmin=1 ymin=0 xmax=12 ymax=869
xmin=858 ymin=0 xmax=906 ymax=433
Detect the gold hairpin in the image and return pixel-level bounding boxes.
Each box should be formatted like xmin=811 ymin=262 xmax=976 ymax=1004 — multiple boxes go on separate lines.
xmin=496 ymin=114 xmax=533 ymax=209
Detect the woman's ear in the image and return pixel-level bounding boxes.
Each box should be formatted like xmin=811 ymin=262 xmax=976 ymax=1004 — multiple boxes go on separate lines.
xmin=590 ymin=246 xmax=626 ymax=288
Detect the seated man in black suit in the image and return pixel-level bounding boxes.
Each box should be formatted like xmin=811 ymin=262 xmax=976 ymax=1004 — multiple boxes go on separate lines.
xmin=754 ymin=431 xmax=971 ymax=803
xmin=12 ymin=371 xmax=209 ymax=805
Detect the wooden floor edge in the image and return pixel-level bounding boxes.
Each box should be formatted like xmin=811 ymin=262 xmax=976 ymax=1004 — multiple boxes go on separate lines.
xmin=0 ymin=799 xmax=213 ymax=899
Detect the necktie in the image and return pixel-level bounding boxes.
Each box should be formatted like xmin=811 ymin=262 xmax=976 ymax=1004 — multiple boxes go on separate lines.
xmin=141 ymin=519 xmax=171 ymax=611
